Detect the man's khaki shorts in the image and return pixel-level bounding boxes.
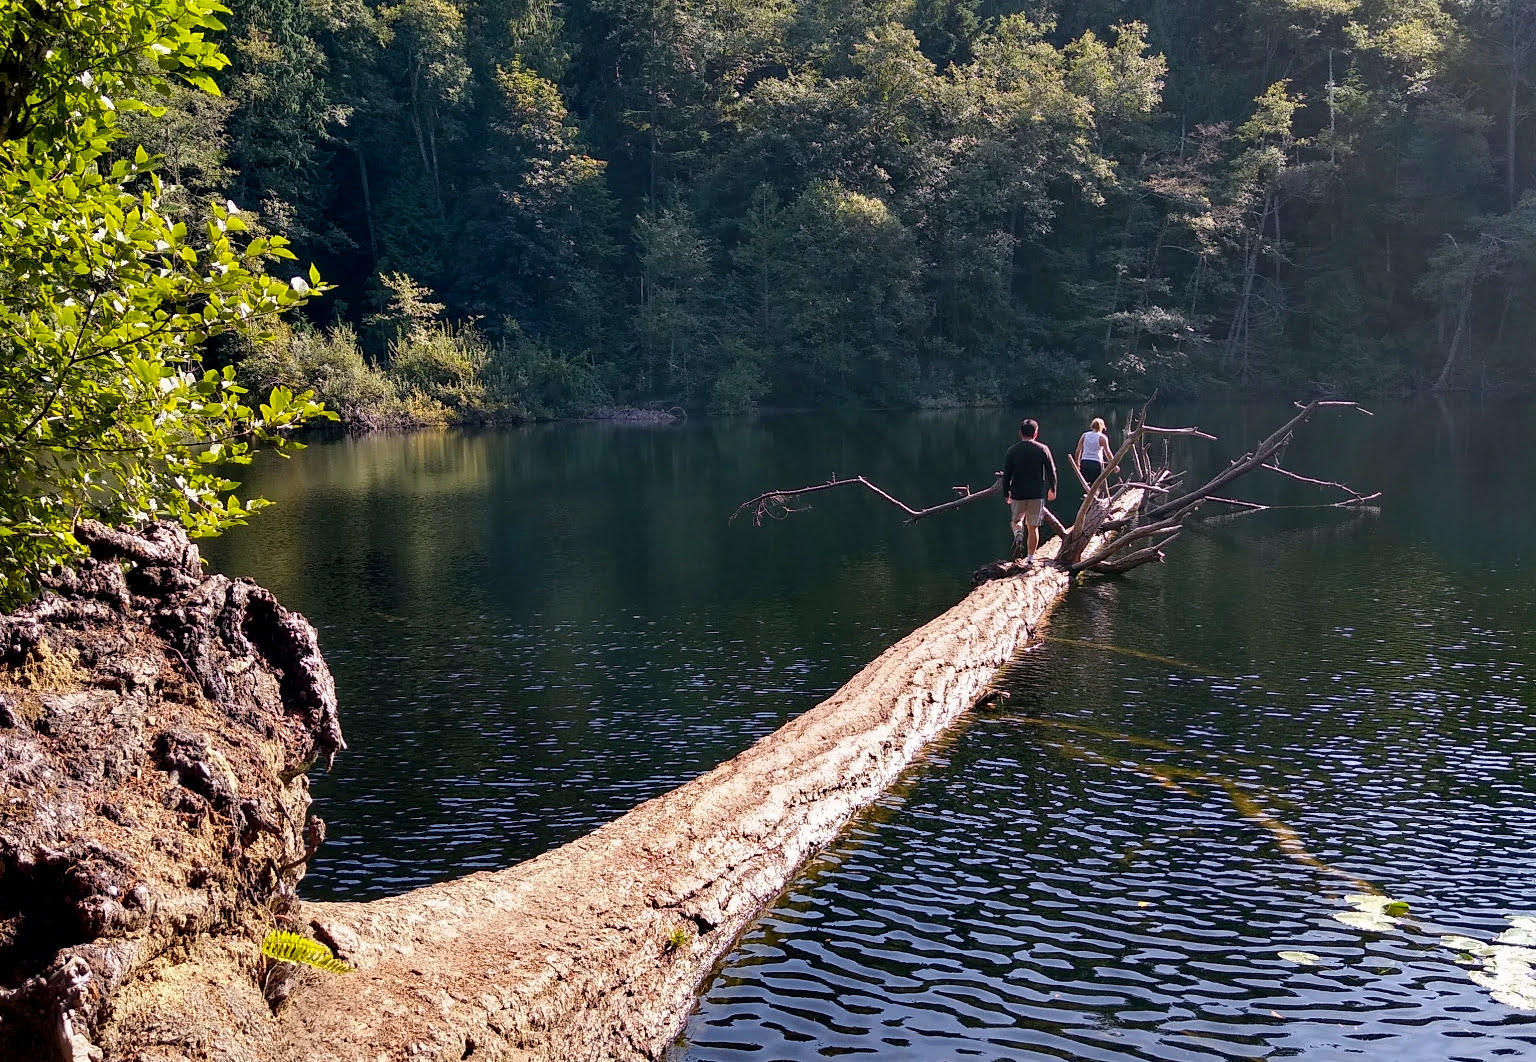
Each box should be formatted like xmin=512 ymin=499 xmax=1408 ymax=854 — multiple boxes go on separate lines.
xmin=1010 ymin=498 xmax=1044 ymax=527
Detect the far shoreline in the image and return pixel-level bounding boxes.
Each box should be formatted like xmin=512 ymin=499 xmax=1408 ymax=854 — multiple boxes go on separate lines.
xmin=293 ymin=386 xmax=1532 ymax=438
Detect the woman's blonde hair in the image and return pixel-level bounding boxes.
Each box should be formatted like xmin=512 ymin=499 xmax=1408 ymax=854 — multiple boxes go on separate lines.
xmin=1090 ymin=417 xmax=1106 ymax=432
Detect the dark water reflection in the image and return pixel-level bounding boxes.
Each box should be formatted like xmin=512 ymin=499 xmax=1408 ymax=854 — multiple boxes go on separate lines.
xmin=674 ymin=402 xmax=1536 ymax=1061
xmin=203 ymin=400 xmax=1536 ymax=1058
xmin=206 ymin=407 xmax=1069 ymax=895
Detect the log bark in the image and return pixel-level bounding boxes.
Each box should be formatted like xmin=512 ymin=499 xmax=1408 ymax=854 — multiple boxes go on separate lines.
xmin=3 ymin=493 xmax=1139 ymax=1061
xmin=269 ymin=489 xmax=1144 ymax=1062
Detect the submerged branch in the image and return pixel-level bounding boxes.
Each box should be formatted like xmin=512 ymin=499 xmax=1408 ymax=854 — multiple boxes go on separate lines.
xmin=1260 ymin=461 xmax=1373 ymax=501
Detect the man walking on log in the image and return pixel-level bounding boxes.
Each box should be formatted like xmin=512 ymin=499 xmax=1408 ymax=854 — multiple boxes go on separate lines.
xmin=1003 ymin=418 xmax=1057 ymax=561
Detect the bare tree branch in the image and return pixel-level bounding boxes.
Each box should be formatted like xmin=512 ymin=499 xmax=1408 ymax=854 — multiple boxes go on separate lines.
xmin=731 ymin=400 xmax=1379 ymax=581
xmin=1260 ymin=461 xmax=1371 ymax=500
xmin=731 ymin=474 xmax=1014 ymax=527
xmin=730 ymin=475 xmax=918 ymax=526
xmin=1095 ymin=534 xmax=1181 ymax=573
xmin=905 ymin=478 xmax=1002 ymax=525
xmin=1070 ymin=514 xmax=1189 ymax=572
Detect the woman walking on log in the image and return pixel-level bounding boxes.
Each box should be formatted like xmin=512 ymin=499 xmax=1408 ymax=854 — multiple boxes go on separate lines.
xmin=1075 ymin=417 xmax=1112 ymax=486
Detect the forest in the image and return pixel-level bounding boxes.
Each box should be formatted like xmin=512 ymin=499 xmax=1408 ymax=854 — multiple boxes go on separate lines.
xmin=52 ymin=1 xmax=1536 ymax=422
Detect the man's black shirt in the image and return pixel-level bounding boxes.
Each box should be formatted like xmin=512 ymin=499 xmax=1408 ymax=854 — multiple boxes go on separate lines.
xmin=1003 ymin=438 xmax=1057 ymax=500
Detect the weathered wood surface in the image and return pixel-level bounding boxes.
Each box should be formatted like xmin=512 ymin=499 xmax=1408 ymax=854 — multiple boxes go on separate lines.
xmin=268 ymin=491 xmax=1141 ymax=1062
xmin=1 ymin=492 xmax=1138 ymax=1062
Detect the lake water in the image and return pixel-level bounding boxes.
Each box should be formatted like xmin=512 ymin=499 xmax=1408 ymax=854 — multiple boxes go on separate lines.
xmin=202 ymin=400 xmax=1536 ymax=1061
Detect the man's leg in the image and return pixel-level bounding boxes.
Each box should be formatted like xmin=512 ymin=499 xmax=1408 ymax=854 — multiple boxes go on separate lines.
xmin=1025 ymin=499 xmax=1043 ymax=557
xmin=1009 ymin=501 xmax=1026 ymax=559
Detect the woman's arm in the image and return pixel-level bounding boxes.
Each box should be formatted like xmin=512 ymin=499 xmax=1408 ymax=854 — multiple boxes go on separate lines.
xmin=1074 ymin=435 xmax=1084 ymax=461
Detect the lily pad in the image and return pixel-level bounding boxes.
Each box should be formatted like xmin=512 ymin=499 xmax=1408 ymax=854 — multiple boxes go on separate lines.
xmin=1277 ymin=950 xmax=1324 ymax=966
xmin=1441 ymin=935 xmax=1496 ymax=963
xmin=1467 ymin=946 xmax=1536 ymax=1011
xmin=1496 ymin=917 xmax=1536 ymax=948
xmin=1334 ymin=893 xmax=1409 ymax=933
xmin=1345 ymin=893 xmax=1409 ymax=917
xmin=1336 ymin=910 xmax=1397 ymax=932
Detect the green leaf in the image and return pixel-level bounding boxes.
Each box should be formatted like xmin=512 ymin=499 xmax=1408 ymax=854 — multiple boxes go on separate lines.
xmin=186 ymin=74 xmax=222 ymax=96
xmin=259 ymin=930 xmax=351 ymax=974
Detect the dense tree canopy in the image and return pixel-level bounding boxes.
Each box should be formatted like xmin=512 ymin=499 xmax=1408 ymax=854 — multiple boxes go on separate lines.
xmin=0 ymin=0 xmax=329 ymax=605
xmin=17 ymin=0 xmax=1536 ymax=433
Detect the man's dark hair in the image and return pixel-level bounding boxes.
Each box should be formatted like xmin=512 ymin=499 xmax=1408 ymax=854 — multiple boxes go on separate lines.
xmin=1019 ymin=418 xmax=1039 ymax=439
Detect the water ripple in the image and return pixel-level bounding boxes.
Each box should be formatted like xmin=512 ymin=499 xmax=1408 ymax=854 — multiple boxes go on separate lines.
xmin=677 ymin=471 xmax=1536 ymax=1061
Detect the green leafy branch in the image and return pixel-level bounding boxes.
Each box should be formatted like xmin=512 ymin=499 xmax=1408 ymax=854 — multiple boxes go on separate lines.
xmin=260 ymin=930 xmax=352 ymax=975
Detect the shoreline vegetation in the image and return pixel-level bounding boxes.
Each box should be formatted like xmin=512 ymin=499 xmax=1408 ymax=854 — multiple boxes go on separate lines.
xmin=250 ymin=324 xmax=1529 ymax=437
xmin=241 ymin=273 xmax=1529 ymax=436
xmin=237 ymin=266 xmax=1532 ymax=437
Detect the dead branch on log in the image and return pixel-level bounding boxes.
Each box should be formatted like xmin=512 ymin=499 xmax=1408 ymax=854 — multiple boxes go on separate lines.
xmin=1260 ymin=461 xmax=1373 ymax=501
xmin=1195 ymin=495 xmax=1384 ymax=527
xmin=731 ymin=473 xmax=1011 ymax=527
xmin=1094 ymin=534 xmax=1181 ymax=573
xmin=1069 ymin=515 xmax=1186 ymax=573
xmin=1077 ymin=400 xmax=1376 ymax=573
xmin=907 ymin=478 xmax=1002 ymax=525
xmin=730 ymin=399 xmax=1377 ymax=579
xmin=1106 ymin=400 xmax=1372 ymax=531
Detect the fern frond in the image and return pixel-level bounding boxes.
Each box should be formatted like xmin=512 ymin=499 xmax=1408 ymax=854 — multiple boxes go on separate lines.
xmin=260 ymin=930 xmax=352 ymax=974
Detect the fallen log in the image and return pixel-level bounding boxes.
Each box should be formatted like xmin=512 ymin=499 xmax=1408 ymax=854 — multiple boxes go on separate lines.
xmin=0 ymin=402 xmax=1378 ymax=1061
xmin=267 ymin=486 xmax=1145 ymax=1062
xmin=260 ymin=404 xmax=1374 ymax=1061
xmin=0 ymin=493 xmax=1143 ymax=1062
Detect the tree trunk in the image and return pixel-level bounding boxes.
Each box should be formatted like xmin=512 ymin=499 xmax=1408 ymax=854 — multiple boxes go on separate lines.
xmin=1102 ymin=209 xmax=1135 ymax=354
xmin=1128 ymin=218 xmax=1171 ymax=355
xmin=1433 ymin=284 xmax=1474 ymax=392
xmin=408 ymin=64 xmax=443 ymax=220
xmin=1224 ymin=190 xmax=1273 ymax=375
xmin=1511 ymin=15 xmax=1521 ymax=211
xmin=1224 ymin=240 xmax=1257 ymax=364
xmin=354 ymin=145 xmax=379 ymax=267
xmin=427 ymin=117 xmax=443 ymax=218
xmin=1495 ymin=273 xmax=1516 ymax=346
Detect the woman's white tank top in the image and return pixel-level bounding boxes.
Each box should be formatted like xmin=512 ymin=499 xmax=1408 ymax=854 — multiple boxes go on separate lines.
xmin=1080 ymin=430 xmax=1107 ymax=463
